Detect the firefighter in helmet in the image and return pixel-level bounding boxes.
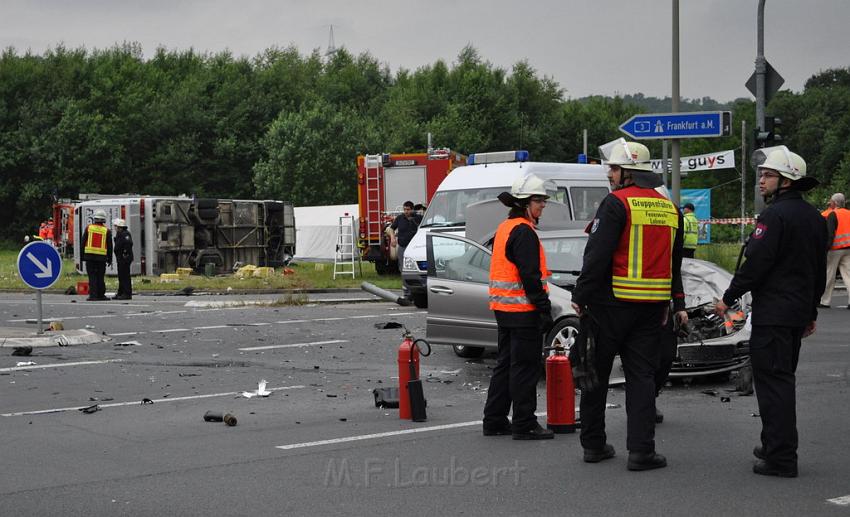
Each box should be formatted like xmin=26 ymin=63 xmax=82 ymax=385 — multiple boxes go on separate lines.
xmin=570 ymin=139 xmax=687 ymax=470
xmin=715 ymin=146 xmax=827 ymax=477
xmin=82 ymin=210 xmax=112 ymax=301
xmin=483 ymin=174 xmax=555 ymax=440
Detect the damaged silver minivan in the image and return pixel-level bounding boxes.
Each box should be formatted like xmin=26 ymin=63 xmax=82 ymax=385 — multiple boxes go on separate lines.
xmin=425 ymin=219 xmax=751 ymax=378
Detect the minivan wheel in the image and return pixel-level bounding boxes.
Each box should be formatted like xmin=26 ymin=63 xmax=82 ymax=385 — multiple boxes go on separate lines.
xmin=546 ymin=317 xmax=580 ymax=352
xmin=452 ymin=345 xmax=485 ymax=358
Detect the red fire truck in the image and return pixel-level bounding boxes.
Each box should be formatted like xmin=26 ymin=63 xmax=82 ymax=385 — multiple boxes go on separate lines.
xmin=356 ymin=148 xmax=466 ymax=274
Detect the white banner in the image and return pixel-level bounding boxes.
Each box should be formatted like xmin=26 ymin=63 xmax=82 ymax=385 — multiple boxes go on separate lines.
xmin=651 ymin=150 xmax=735 ymax=174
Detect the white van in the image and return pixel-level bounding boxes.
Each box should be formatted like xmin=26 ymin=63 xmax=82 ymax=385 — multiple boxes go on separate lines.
xmin=401 ymin=152 xmax=610 ymax=308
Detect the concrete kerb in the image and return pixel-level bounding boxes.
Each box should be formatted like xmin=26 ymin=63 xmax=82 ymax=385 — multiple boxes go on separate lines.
xmin=0 ymin=328 xmax=109 ymax=348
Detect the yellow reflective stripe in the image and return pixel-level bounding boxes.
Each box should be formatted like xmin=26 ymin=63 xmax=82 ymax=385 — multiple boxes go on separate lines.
xmin=611 ymin=288 xmax=671 ymax=300
xmin=628 ymin=224 xmax=641 ymax=278
xmin=612 ymin=276 xmax=671 ymax=287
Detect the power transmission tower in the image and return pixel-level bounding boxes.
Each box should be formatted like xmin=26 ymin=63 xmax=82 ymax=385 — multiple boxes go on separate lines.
xmin=326 ymin=25 xmax=336 ymax=57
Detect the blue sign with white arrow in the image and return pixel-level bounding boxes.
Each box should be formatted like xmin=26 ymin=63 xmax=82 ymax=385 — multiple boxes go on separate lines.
xmin=620 ymin=111 xmax=731 ymax=140
xmin=17 ymin=241 xmax=63 ymax=289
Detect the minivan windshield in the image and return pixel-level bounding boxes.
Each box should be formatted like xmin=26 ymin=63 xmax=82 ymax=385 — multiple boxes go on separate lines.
xmin=420 ymin=187 xmax=504 ymax=227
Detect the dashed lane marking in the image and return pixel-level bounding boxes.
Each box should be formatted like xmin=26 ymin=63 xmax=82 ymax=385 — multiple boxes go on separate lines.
xmin=238 ymin=339 xmax=348 ymax=351
xmin=827 ymin=495 xmax=850 ymax=506
xmin=0 ymin=359 xmax=123 ymax=373
xmin=1 ymin=385 xmax=306 ymax=417
xmin=8 ymin=309 xmax=187 ymax=323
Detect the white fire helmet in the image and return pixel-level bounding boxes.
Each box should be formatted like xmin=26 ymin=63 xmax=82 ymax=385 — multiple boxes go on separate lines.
xmin=599 ymin=138 xmax=653 ymax=172
xmin=93 ymin=210 xmax=107 ymax=222
xmin=510 ymin=174 xmax=554 ymax=199
xmin=113 ymin=218 xmax=127 ymax=228
xmin=753 ymin=145 xmax=817 ymax=190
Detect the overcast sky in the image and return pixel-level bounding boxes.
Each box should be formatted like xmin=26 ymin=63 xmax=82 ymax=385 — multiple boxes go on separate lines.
xmin=2 ymin=0 xmax=848 ymax=102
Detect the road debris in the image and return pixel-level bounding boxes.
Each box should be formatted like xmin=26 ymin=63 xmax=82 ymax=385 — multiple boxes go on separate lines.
xmin=141 ymin=398 xmax=154 ymax=404
xmin=242 ymin=379 xmax=271 ymax=398
xmin=204 ymin=411 xmax=224 ymax=422
xmin=79 ymin=404 xmax=100 ymax=414
xmin=11 ymin=347 xmax=33 ymax=357
xmin=15 ymin=361 xmax=36 ymax=367
xmin=701 ymin=389 xmax=719 ymax=396
xmin=374 ymin=322 xmax=404 ymax=329
xmin=605 ymin=403 xmax=621 ymax=409
xmin=720 ymin=397 xmax=731 ymax=403
xmin=224 ymin=413 xmax=237 ymax=426
xmin=115 ymin=341 xmax=143 ymax=347
xmin=373 ymin=387 xmax=399 ymax=408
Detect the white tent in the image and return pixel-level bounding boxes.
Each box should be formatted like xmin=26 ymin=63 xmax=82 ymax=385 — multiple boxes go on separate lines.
xmin=294 ymin=204 xmax=359 ymax=261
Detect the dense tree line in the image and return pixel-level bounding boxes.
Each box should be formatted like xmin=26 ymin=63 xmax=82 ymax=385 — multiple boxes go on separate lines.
xmin=0 ymin=43 xmax=847 ymax=242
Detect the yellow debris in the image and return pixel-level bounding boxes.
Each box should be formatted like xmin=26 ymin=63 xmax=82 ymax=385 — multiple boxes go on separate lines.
xmin=253 ymin=267 xmax=275 ymax=278
xmin=160 ymin=273 xmax=181 ymax=282
xmin=48 ymin=321 xmax=64 ymax=331
xmin=176 ymin=267 xmax=192 ymax=278
xmin=235 ymin=265 xmax=258 ymax=278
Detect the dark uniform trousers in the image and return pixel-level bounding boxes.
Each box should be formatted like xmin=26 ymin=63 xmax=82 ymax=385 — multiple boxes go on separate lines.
xmin=750 ymin=325 xmax=803 ymax=469
xmin=580 ymin=302 xmax=665 ymax=453
xmin=116 ymin=261 xmax=132 ymax=298
xmin=655 ymin=312 xmax=677 ymax=396
xmin=483 ymin=325 xmax=542 ymax=432
xmin=85 ymin=261 xmax=107 ymax=299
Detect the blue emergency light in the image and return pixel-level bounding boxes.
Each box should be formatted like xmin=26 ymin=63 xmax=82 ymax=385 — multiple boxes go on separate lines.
xmin=467 ymin=150 xmax=529 ymax=166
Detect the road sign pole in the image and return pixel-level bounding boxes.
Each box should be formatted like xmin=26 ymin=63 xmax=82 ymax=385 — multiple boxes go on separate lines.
xmin=671 ymin=0 xmax=681 ymax=204
xmin=754 ymin=0 xmax=767 ymax=215
xmin=37 ymin=290 xmax=44 ymax=335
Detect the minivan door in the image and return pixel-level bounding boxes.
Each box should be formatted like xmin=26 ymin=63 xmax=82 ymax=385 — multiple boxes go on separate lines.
xmin=425 ymin=233 xmax=496 ymax=347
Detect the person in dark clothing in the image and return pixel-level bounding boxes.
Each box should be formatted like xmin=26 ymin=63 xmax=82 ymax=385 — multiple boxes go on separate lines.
xmin=483 ymin=174 xmax=555 ymax=440
xmin=81 ymin=209 xmax=113 ymax=301
xmin=715 ymin=146 xmax=827 ymax=478
xmin=112 ymin=218 xmax=133 ymax=300
xmin=653 ymin=305 xmax=679 ymax=424
xmin=390 ymin=200 xmax=423 ymax=270
xmin=571 ymin=139 xmax=687 ymax=471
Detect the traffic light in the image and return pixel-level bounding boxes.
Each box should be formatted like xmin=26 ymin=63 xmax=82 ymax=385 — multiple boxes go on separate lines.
xmin=754 ymin=116 xmax=782 ymax=148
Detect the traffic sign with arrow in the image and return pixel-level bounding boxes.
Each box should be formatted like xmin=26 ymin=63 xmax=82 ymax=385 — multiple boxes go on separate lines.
xmin=17 ymin=241 xmax=63 ymax=290
xmin=620 ymin=111 xmax=732 ymax=140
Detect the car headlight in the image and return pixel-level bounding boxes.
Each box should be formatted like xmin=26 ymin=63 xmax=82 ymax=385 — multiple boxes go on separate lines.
xmin=402 ymin=256 xmax=419 ymax=272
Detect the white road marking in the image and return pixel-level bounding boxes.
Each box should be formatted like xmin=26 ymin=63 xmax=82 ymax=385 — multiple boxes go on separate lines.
xmin=195 ymin=325 xmax=229 ymax=330
xmin=0 ymin=359 xmax=123 ymax=373
xmin=155 ymin=328 xmax=191 ymax=333
xmin=238 ymin=339 xmax=348 ymax=351
xmin=110 ymin=331 xmax=141 ymax=336
xmin=276 ymin=319 xmax=309 ymax=324
xmin=1 ymin=385 xmax=306 ymax=417
xmin=827 ymin=495 xmax=850 ymax=506
xmin=276 ymin=411 xmax=550 ymax=451
xmin=276 ymin=421 xmax=480 ymax=450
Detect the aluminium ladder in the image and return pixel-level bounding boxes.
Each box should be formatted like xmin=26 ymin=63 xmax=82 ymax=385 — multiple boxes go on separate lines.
xmin=333 ymin=215 xmax=360 ymax=279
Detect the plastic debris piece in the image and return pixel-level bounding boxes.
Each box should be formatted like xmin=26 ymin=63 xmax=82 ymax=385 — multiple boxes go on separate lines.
xmin=179 ymin=373 xmax=200 ymax=377
xmin=79 ymin=404 xmax=100 ymax=414
xmin=720 ymin=397 xmax=731 ymax=403
xmin=242 ymin=379 xmax=271 ymax=398
xmin=701 ymin=389 xmax=718 ymax=396
xmin=373 ymin=387 xmax=400 ymax=408
xmin=605 ymin=403 xmax=621 ymax=409
xmin=374 ymin=322 xmax=403 ymax=329
xmin=11 ymin=347 xmax=33 ymax=357
xmin=85 ymin=325 xmax=95 ymax=329
xmin=15 ymin=361 xmax=36 ymax=367
xmin=141 ymin=398 xmax=154 ymax=405
xmin=115 ymin=341 xmax=142 ymax=347
xmin=204 ymin=411 xmax=224 ymax=422
xmin=223 ymin=413 xmax=237 ymax=426
xmin=47 ymin=321 xmax=64 ymax=331
xmin=89 ymin=397 xmax=114 ymax=402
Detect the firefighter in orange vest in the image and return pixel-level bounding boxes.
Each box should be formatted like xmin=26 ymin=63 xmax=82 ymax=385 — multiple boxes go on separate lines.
xmin=819 ymin=192 xmax=850 ymax=308
xmin=46 ymin=217 xmax=55 ymax=242
xmin=82 ymin=209 xmax=113 ymax=301
xmin=571 ymin=139 xmax=687 ymax=471
xmin=482 ymin=174 xmax=555 ymax=440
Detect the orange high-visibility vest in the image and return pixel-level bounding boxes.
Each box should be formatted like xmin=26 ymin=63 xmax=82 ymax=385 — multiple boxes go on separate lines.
xmin=831 ymin=208 xmax=850 ymax=250
xmin=84 ymin=224 xmax=108 ymax=256
xmin=489 ymin=218 xmax=550 ymax=312
xmin=610 ymin=186 xmax=679 ymax=302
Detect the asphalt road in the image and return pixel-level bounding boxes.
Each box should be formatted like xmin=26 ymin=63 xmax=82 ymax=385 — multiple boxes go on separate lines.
xmin=1 ymin=292 xmax=848 ymax=516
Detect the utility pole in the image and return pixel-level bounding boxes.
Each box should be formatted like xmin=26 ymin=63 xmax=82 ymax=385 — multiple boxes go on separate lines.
xmin=754 ymin=0 xmax=766 ymax=214
xmin=741 ymin=120 xmax=747 ymax=243
xmin=671 ymin=0 xmax=681 ymax=205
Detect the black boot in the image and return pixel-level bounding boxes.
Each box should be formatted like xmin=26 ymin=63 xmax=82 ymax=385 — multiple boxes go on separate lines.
xmin=627 ymin=452 xmax=667 ymax=471
xmin=753 ymin=460 xmax=797 ymax=478
xmin=583 ymin=444 xmax=616 ymax=463
xmin=512 ymin=423 xmax=554 ymax=440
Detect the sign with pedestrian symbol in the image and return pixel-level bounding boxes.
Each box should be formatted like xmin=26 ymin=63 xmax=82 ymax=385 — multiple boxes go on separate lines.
xmin=17 ymin=241 xmax=63 ymax=289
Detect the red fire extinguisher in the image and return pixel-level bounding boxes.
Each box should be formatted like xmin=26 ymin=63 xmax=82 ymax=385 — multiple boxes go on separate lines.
xmin=398 ymin=330 xmax=430 ymax=421
xmin=546 ymin=343 xmax=577 ymax=433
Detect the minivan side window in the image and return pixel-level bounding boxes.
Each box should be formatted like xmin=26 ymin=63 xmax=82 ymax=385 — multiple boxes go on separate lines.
xmin=570 ymin=187 xmax=609 ymax=220
xmin=421 ymin=187 xmax=504 ymax=227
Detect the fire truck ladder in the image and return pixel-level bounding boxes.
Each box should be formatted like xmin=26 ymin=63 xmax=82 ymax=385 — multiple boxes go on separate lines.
xmin=363 ymin=154 xmax=383 ymax=252
xmin=333 ymin=215 xmax=360 ymax=279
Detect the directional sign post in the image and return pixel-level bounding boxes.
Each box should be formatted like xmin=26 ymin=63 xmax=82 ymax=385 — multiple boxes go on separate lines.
xmin=620 ymin=111 xmax=732 ymax=140
xmin=17 ymin=241 xmax=63 ymax=334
